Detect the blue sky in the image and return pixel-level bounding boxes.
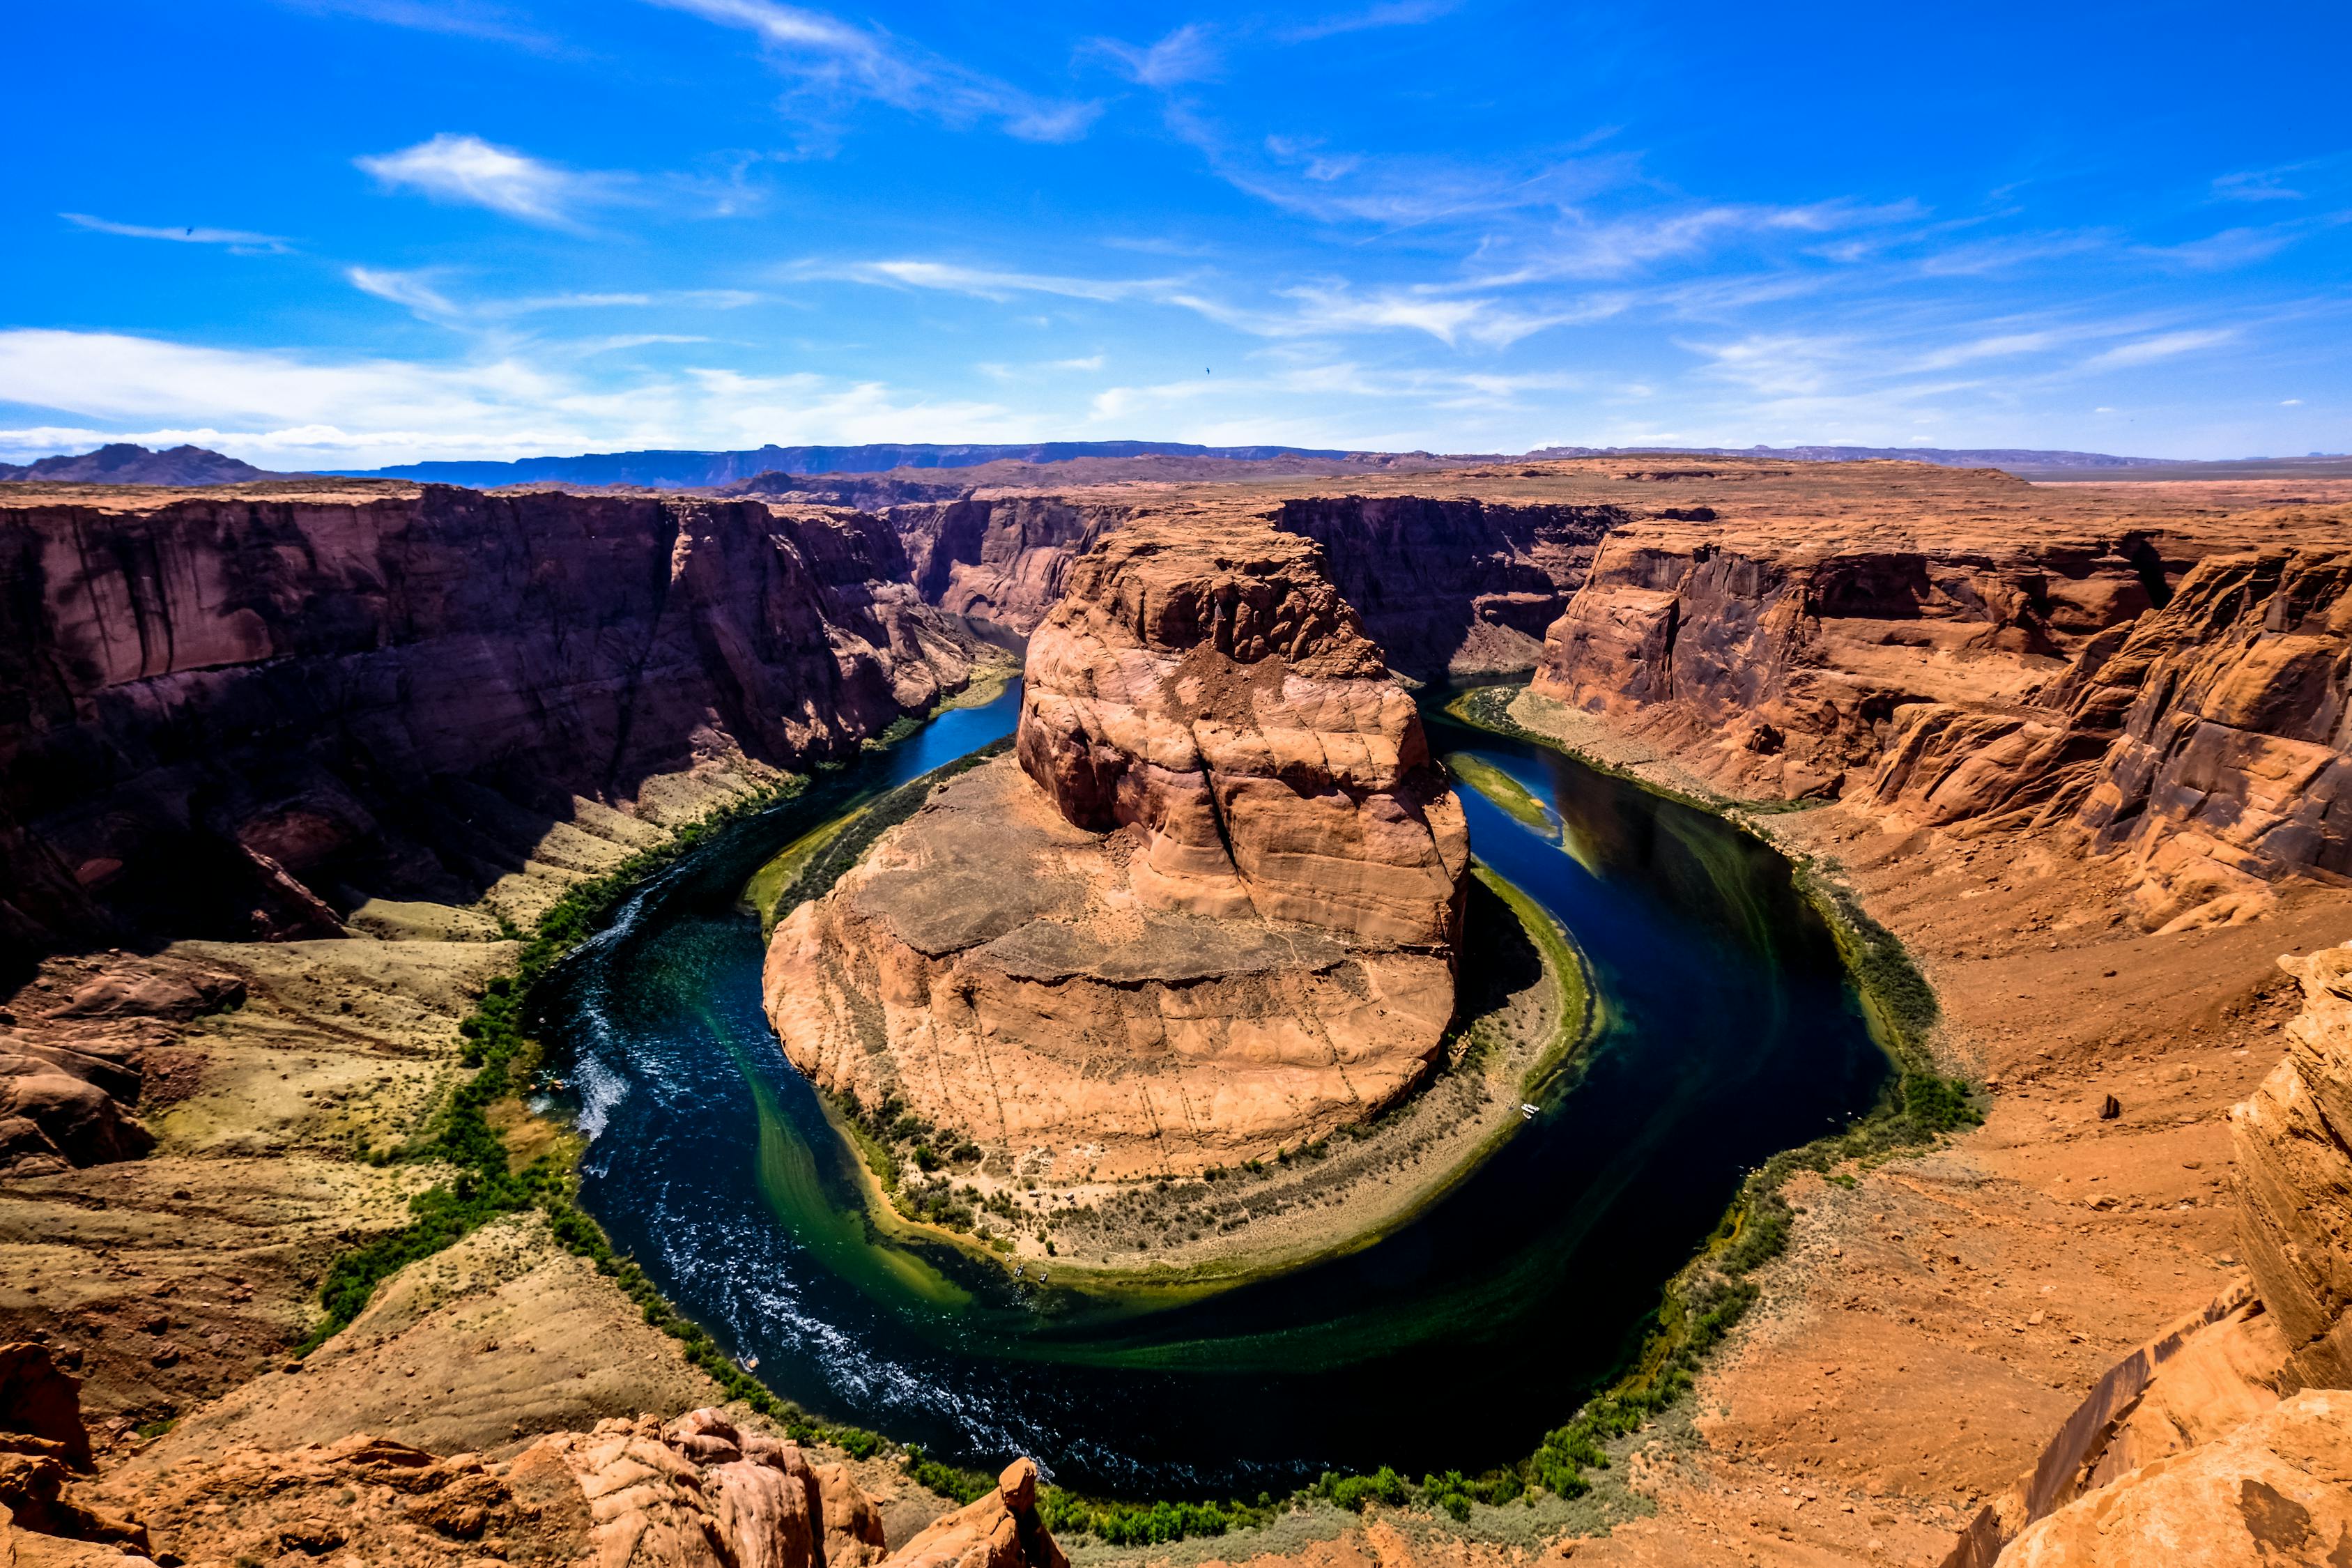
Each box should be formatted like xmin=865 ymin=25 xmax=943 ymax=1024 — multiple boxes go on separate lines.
xmin=4 ymin=0 xmax=2347 ymax=467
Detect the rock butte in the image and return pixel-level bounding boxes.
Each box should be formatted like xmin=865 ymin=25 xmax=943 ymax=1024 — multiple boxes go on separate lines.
xmin=3 ymin=456 xmax=2352 ymax=1567
xmin=763 ymin=514 xmax=1468 ymax=1181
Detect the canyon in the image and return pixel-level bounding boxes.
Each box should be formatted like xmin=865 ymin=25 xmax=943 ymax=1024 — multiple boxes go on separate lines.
xmin=763 ymin=514 xmax=1469 ymax=1192
xmin=4 ymin=456 xmax=2352 ymax=1567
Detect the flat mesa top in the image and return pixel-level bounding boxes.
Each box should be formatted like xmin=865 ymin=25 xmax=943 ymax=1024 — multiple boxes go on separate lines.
xmin=3 ymin=456 xmax=2346 ymax=551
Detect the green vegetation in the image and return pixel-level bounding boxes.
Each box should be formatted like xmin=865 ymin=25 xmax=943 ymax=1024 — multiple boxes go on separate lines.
xmin=1444 ymin=752 xmax=1554 ymax=832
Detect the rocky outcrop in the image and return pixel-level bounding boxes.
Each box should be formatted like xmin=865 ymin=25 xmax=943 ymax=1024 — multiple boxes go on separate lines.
xmin=1272 ymin=495 xmax=1622 ymax=677
xmin=61 ymin=1407 xmax=981 ymax=1568
xmin=1995 ymin=1389 xmax=2352 ymax=1566
xmin=764 ymin=516 xmax=1467 ymax=1181
xmin=0 ymin=952 xmax=246 ymax=1172
xmin=0 ymin=487 xmax=990 ymax=972
xmin=2234 ymin=939 xmax=2352 ymax=1388
xmin=882 ymin=1459 xmax=1064 ymax=1568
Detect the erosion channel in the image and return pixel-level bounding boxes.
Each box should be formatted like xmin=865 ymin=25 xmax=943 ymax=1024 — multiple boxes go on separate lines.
xmin=547 ymin=677 xmax=1893 ymax=1497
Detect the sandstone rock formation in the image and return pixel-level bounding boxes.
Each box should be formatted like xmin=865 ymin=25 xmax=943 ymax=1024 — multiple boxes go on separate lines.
xmin=2233 ymin=939 xmax=2352 ymax=1388
xmin=881 ymin=1458 xmax=1065 ymax=1568
xmin=1532 ymin=513 xmax=2172 ymax=801
xmin=0 ymin=952 xmax=243 ymax=1173
xmin=887 ymin=495 xmax=1139 ymax=636
xmin=1271 ymin=494 xmax=1620 ymax=677
xmin=765 ymin=515 xmax=1467 ymax=1181
xmin=0 ymin=486 xmax=990 ymax=971
xmin=1996 ymin=1389 xmax=2352 ymax=1567
xmin=2063 ymin=548 xmax=2352 ymax=930
xmin=44 ymin=1406 xmax=941 ymax=1568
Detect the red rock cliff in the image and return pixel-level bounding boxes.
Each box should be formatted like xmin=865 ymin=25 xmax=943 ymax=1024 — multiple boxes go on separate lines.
xmin=0 ymin=485 xmax=987 ymax=970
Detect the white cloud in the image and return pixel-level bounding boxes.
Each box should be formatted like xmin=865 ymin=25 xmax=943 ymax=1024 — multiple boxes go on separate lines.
xmin=346 ymin=267 xmax=762 ymax=328
xmin=1051 ymin=355 xmax=1105 ymax=371
xmin=2141 ymin=224 xmax=2305 ymax=270
xmin=2078 ymin=329 xmax=2236 ymax=371
xmin=271 ymin=0 xmax=556 ymax=49
xmin=1093 ymin=24 xmax=1220 ymax=88
xmin=2282 ymin=398 xmax=2304 ymax=406
xmin=1277 ymin=1 xmax=1461 ymax=43
xmin=808 ymin=256 xmax=1580 ymax=346
xmin=61 ymin=213 xmax=289 ymax=252
xmin=0 ymin=328 xmax=1028 ymax=470
xmin=2211 ymin=168 xmax=2306 ymax=203
xmin=647 ymin=0 xmax=1100 ymax=142
xmin=820 ymin=259 xmax=1175 ymax=303
xmin=355 ymin=133 xmax=604 ymax=226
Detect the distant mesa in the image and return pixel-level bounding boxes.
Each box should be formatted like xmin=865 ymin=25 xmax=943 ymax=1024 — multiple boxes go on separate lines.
xmin=0 ymin=443 xmax=287 ymax=486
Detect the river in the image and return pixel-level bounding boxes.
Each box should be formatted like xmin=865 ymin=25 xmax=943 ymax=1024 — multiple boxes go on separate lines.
xmin=547 ymin=679 xmax=1891 ymax=1496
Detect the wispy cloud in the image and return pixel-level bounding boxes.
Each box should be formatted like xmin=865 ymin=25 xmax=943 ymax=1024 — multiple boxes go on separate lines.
xmin=356 ymin=133 xmax=608 ymax=226
xmin=802 ymin=256 xmax=1581 ymax=346
xmin=1277 ymin=1 xmax=1461 ymax=43
xmin=2078 ymin=328 xmax=2236 ymax=371
xmin=2211 ymin=167 xmax=2307 ymax=203
xmin=347 ymin=266 xmax=761 ymax=328
xmin=61 ymin=213 xmax=290 ymax=253
xmin=647 ymin=0 xmax=1100 ymax=142
xmin=1092 ymin=24 xmax=1220 ymax=87
xmin=271 ymin=0 xmax=558 ymax=48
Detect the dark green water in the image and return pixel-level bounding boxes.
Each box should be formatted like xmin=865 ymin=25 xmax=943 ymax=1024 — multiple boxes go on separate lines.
xmin=550 ymin=682 xmax=1891 ymax=1496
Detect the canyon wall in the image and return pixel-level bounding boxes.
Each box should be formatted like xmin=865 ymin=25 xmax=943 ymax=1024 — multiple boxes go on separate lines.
xmin=1271 ymin=494 xmax=1622 ymax=678
xmin=764 ymin=514 xmax=1468 ymax=1181
xmin=885 ymin=495 xmax=1143 ymax=636
xmin=1530 ymin=518 xmax=2172 ymax=799
xmin=0 ymin=487 xmax=989 ymax=971
xmin=1531 ymin=510 xmax=2351 ymax=928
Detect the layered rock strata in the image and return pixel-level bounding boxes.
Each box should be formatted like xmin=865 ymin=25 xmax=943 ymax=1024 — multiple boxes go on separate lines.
xmin=2234 ymin=939 xmax=2352 ymax=1388
xmin=1532 ymin=515 xmax=2175 ymax=801
xmin=764 ymin=516 xmax=1467 ymax=1181
xmin=1530 ymin=500 xmax=2352 ymax=929
xmin=1272 ymin=494 xmax=1622 ymax=677
xmin=886 ymin=495 xmax=1143 ymax=636
xmin=0 ymin=486 xmax=989 ymax=971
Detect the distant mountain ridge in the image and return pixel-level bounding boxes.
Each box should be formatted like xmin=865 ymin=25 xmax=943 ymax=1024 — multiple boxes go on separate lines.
xmin=0 ymin=443 xmax=284 ymax=485
xmin=1523 ymin=443 xmax=2182 ymax=469
xmin=13 ymin=439 xmax=2337 ymax=491
xmin=322 ymin=440 xmax=1369 ymax=490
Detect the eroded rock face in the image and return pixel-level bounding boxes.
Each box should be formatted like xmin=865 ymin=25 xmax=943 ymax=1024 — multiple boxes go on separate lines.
xmin=2234 ymin=941 xmax=2352 ymax=1389
xmin=764 ymin=516 xmax=1466 ymax=1179
xmin=1532 ymin=519 xmax=2167 ymax=801
xmin=0 ymin=488 xmax=988 ymax=969
xmin=889 ymin=496 xmax=1140 ymax=636
xmin=1268 ymin=495 xmax=1621 ymax=678
xmin=2063 ymin=549 xmax=2352 ymax=931
xmin=1995 ymin=1389 xmax=2352 ymax=1567
xmin=1016 ymin=517 xmax=1466 ymax=946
